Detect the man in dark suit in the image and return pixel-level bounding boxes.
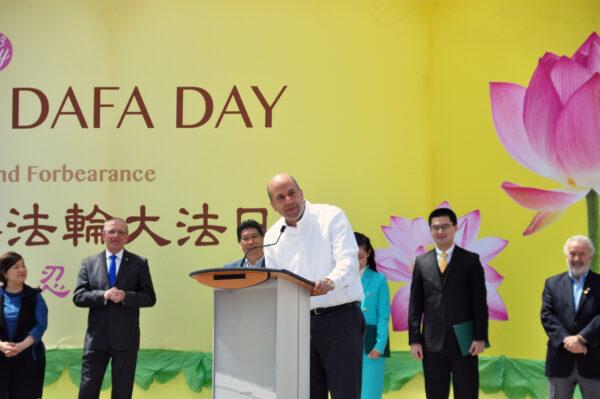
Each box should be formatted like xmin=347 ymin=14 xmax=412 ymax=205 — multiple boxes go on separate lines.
xmin=409 ymin=207 xmax=488 ymax=399
xmin=73 ymin=218 xmax=156 ymax=399
xmin=223 ymin=219 xmax=266 ymax=268
xmin=541 ymin=235 xmax=600 ymax=399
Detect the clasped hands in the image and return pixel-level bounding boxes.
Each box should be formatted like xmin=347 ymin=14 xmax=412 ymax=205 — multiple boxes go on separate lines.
xmin=104 ymin=287 xmax=125 ymax=303
xmin=563 ymin=335 xmax=587 ymax=355
xmin=0 ymin=341 xmax=25 ymax=357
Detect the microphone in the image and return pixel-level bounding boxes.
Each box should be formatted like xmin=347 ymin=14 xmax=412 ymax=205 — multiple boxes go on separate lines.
xmin=240 ymin=225 xmax=286 ymax=267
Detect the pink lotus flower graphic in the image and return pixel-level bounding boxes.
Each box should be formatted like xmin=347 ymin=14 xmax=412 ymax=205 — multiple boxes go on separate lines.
xmin=375 ymin=203 xmax=508 ymax=331
xmin=0 ymin=33 xmax=13 ymax=71
xmin=490 ymin=32 xmax=600 ymax=270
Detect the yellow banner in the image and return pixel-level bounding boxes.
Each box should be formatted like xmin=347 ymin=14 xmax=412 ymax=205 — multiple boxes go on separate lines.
xmin=0 ymin=0 xmax=597 ymax=364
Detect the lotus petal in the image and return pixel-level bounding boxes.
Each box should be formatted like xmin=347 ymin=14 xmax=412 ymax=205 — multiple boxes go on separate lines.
xmin=436 ymin=201 xmax=452 ymax=209
xmin=469 ymin=237 xmax=509 ymax=266
xmin=411 ymin=218 xmax=433 ymax=247
xmin=390 ymin=285 xmax=410 ymax=331
xmin=583 ymin=41 xmax=600 ymax=74
xmin=573 ymin=32 xmax=600 ymax=62
xmin=555 ymin=74 xmax=600 ymax=187
xmin=376 ymin=248 xmax=413 ymax=282
xmin=455 ymin=210 xmax=481 ymax=248
xmin=523 ymin=209 xmax=566 ymax=236
xmin=382 ymin=218 xmax=415 ymax=262
xmin=486 ymin=283 xmax=509 ymax=320
xmin=483 ymin=264 xmax=504 ymax=286
xmin=502 ymin=181 xmax=588 ymax=211
xmin=489 ymin=82 xmax=553 ymax=179
xmin=541 ymin=52 xmax=561 ymax=68
xmin=549 ymin=56 xmax=593 ymax=104
xmin=523 ymin=62 xmax=566 ymax=179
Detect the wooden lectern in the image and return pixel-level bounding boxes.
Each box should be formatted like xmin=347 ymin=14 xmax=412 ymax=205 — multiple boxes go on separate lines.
xmin=190 ymin=268 xmax=314 ymax=399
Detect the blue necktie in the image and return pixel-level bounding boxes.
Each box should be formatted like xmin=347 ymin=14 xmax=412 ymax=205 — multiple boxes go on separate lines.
xmin=108 ymin=254 xmax=117 ymax=288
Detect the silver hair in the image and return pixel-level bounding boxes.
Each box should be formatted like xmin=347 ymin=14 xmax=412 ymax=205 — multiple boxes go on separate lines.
xmin=563 ymin=235 xmax=595 ymax=255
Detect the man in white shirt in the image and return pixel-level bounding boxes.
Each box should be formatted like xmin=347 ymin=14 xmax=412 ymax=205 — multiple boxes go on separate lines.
xmin=264 ymin=173 xmax=364 ymax=399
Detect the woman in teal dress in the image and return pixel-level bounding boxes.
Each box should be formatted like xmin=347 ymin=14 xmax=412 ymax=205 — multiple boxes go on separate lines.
xmin=355 ymin=232 xmax=391 ymax=399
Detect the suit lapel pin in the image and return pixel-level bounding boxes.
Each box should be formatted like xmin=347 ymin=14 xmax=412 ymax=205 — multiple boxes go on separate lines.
xmin=583 ymin=287 xmax=590 ymax=295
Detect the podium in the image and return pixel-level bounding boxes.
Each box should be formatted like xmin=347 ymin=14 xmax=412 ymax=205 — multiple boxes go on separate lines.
xmin=190 ymin=268 xmax=314 ymax=399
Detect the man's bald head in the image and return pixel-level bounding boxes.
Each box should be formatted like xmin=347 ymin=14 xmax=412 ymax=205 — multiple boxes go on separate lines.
xmin=267 ymin=173 xmax=300 ymax=200
xmin=267 ymin=173 xmax=305 ymax=226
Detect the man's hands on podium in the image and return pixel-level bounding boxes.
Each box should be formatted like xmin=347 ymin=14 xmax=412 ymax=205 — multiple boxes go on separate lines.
xmin=311 ymin=278 xmax=335 ymax=296
xmin=104 ymin=287 xmax=126 ymax=304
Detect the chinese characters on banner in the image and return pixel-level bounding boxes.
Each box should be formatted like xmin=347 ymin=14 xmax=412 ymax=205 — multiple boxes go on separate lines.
xmin=3 ymin=203 xmax=270 ymax=298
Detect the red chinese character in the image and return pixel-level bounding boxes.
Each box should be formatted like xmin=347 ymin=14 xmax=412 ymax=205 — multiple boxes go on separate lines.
xmin=177 ymin=203 xmax=227 ymax=246
xmin=7 ymin=204 xmax=57 ymax=246
xmin=63 ymin=204 xmax=85 ymax=246
xmin=236 ymin=207 xmax=268 ymax=234
xmin=38 ymin=265 xmax=70 ymax=298
xmin=85 ymin=205 xmax=113 ymax=244
xmin=63 ymin=204 xmax=113 ymax=246
xmin=126 ymin=205 xmax=171 ymax=246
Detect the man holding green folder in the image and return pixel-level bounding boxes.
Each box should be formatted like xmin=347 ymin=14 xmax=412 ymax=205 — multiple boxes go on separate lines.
xmin=409 ymin=207 xmax=489 ymax=399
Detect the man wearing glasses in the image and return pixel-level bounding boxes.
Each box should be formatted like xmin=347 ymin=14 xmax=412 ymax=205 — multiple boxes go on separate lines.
xmin=408 ymin=208 xmax=488 ymax=399
xmin=73 ymin=218 xmax=157 ymax=399
xmin=223 ymin=219 xmax=266 ymax=268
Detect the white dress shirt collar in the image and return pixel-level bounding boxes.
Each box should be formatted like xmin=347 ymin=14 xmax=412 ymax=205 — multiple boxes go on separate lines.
xmin=105 ymin=249 xmax=125 ymax=273
xmin=435 ymin=244 xmax=455 ymax=261
xmin=106 ymin=249 xmax=124 ymax=260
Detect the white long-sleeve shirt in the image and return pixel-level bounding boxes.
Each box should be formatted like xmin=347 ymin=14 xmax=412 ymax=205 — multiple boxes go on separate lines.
xmin=264 ymin=201 xmax=363 ymax=309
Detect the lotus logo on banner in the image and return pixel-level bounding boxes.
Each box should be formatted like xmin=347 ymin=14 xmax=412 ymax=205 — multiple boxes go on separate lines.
xmin=0 ymin=33 xmax=13 ymax=71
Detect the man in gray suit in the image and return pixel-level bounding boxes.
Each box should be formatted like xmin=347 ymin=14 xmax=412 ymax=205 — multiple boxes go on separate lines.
xmin=73 ymin=218 xmax=156 ymax=399
xmin=223 ymin=219 xmax=266 ymax=268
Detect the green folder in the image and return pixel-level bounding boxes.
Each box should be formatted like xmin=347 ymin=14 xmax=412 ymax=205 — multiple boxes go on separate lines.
xmin=453 ymin=320 xmax=490 ymax=356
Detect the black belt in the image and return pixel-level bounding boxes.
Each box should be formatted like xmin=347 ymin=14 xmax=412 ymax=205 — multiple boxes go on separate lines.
xmin=310 ymin=301 xmax=359 ymax=316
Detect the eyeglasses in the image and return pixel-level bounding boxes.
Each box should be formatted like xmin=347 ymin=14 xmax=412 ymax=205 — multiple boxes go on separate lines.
xmin=430 ymin=224 xmax=454 ymax=232
xmin=104 ymin=229 xmax=127 ymax=237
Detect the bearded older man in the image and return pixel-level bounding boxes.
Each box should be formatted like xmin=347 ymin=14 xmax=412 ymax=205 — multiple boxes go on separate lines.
xmin=541 ymin=235 xmax=600 ymax=399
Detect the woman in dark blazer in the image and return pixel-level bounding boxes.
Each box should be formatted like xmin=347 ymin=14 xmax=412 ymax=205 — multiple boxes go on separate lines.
xmin=0 ymin=252 xmax=48 ymax=399
xmin=355 ymin=232 xmax=391 ymax=399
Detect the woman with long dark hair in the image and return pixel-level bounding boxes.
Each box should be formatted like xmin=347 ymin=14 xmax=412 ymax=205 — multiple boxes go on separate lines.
xmin=355 ymin=232 xmax=391 ymax=399
xmin=0 ymin=252 xmax=48 ymax=399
